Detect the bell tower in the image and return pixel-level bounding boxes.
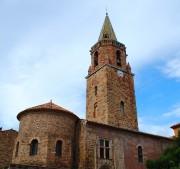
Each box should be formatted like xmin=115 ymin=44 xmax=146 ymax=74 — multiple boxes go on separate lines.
xmin=86 ymin=13 xmax=138 ymax=131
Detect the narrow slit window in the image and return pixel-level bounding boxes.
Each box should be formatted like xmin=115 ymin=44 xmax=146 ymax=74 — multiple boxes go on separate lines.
xmin=95 ymin=86 xmax=98 ymax=95
xmin=55 ymin=140 xmax=62 ymax=157
xmin=138 ymin=146 xmax=143 ymax=163
xmin=94 ymin=51 xmax=98 ymax=66
xmin=120 ymin=101 xmax=125 ymax=114
xmin=116 ymin=50 xmax=121 ymax=66
xmin=94 ymin=102 xmax=97 ymax=118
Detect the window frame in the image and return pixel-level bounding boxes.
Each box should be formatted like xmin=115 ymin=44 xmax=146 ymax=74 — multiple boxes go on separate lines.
xmin=138 ymin=146 xmax=143 ymax=163
xmin=94 ymin=102 xmax=98 ymax=118
xmin=99 ymin=139 xmax=111 ymax=159
xmin=94 ymin=51 xmax=99 ymax=67
xmin=30 ymin=139 xmax=38 ymax=156
xmin=55 ymin=140 xmax=62 ymax=157
xmin=95 ymin=86 xmax=98 ymax=96
xmin=120 ymin=101 xmax=125 ymax=115
xmin=116 ymin=50 xmax=121 ymax=66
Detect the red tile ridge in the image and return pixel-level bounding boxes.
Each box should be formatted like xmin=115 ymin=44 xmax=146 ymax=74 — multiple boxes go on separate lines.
xmin=171 ymin=123 xmax=180 ymax=129
xmin=17 ymin=101 xmax=79 ymax=120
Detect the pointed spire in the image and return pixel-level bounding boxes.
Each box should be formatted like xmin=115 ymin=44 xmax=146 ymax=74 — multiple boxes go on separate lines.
xmin=98 ymin=13 xmax=117 ymax=41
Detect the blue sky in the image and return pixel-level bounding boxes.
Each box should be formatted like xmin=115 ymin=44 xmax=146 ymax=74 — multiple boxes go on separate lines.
xmin=0 ymin=0 xmax=180 ymax=136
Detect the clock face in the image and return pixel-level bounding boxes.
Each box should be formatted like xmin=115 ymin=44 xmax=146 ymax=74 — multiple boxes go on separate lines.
xmin=117 ymin=70 xmax=124 ymax=77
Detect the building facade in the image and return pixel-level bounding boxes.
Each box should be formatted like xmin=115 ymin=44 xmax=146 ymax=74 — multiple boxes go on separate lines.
xmin=86 ymin=13 xmax=138 ymax=131
xmin=0 ymin=14 xmax=178 ymax=169
xmin=0 ymin=129 xmax=17 ymax=169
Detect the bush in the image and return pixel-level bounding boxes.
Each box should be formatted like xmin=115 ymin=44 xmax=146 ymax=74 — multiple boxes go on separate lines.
xmin=146 ymin=133 xmax=180 ymax=169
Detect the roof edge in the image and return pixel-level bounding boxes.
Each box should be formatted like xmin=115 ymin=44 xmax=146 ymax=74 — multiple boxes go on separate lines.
xmin=171 ymin=123 xmax=180 ymax=129
xmin=17 ymin=102 xmax=79 ymax=121
xmin=86 ymin=120 xmax=174 ymax=141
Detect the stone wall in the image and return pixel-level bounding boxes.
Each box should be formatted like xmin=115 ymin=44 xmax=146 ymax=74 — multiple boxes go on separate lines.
xmin=12 ymin=110 xmax=78 ymax=168
xmin=123 ymin=131 xmax=174 ymax=169
xmin=81 ymin=121 xmax=175 ymax=169
xmin=86 ymin=66 xmax=109 ymax=124
xmin=86 ymin=39 xmax=138 ymax=131
xmin=89 ymin=40 xmax=127 ymax=73
xmin=106 ymin=65 xmax=138 ymax=130
xmin=0 ymin=128 xmax=18 ymax=169
xmin=86 ymin=64 xmax=138 ymax=131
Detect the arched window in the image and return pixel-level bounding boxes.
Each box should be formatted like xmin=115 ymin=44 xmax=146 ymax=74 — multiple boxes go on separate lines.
xmin=15 ymin=142 xmax=19 ymax=157
xmin=55 ymin=140 xmax=62 ymax=157
xmin=94 ymin=51 xmax=98 ymax=66
xmin=116 ymin=50 xmax=121 ymax=66
xmin=95 ymin=86 xmax=98 ymax=96
xmin=103 ymin=33 xmax=109 ymax=39
xmin=30 ymin=139 xmax=38 ymax=156
xmin=120 ymin=101 xmax=125 ymax=114
xmin=138 ymin=146 xmax=143 ymax=162
xmin=94 ymin=102 xmax=98 ymax=118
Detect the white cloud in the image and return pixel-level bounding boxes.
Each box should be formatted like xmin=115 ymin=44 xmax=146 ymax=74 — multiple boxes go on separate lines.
xmin=139 ymin=117 xmax=173 ymax=137
xmin=1 ymin=0 xmax=180 ymax=131
xmin=160 ymin=53 xmax=180 ymax=80
xmin=139 ymin=103 xmax=180 ymax=137
xmin=163 ymin=104 xmax=180 ymax=117
xmin=0 ymin=22 xmax=88 ymax=130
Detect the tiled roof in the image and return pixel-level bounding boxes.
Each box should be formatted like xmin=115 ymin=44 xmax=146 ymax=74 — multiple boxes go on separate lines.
xmin=86 ymin=120 xmax=174 ymax=141
xmin=98 ymin=13 xmax=117 ymax=41
xmin=171 ymin=123 xmax=180 ymax=129
xmin=17 ymin=102 xmax=79 ymax=120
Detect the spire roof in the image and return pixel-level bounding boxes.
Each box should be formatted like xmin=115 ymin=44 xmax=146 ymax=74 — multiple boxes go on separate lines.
xmin=98 ymin=13 xmax=117 ymax=41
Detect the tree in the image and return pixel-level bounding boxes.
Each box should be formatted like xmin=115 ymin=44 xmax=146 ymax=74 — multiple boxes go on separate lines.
xmin=146 ymin=132 xmax=180 ymax=169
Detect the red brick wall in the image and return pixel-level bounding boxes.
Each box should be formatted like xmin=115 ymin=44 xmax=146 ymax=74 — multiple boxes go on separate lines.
xmin=123 ymin=132 xmax=173 ymax=169
xmin=0 ymin=129 xmax=18 ymax=169
xmin=79 ymin=121 xmax=175 ymax=169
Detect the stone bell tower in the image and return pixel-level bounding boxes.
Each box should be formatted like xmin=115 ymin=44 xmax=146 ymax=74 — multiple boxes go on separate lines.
xmin=86 ymin=13 xmax=138 ymax=131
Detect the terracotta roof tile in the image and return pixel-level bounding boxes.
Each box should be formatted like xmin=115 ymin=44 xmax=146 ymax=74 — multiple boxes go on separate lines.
xmin=17 ymin=102 xmax=79 ymax=120
xmin=25 ymin=102 xmax=71 ymax=112
xmin=171 ymin=123 xmax=180 ymax=129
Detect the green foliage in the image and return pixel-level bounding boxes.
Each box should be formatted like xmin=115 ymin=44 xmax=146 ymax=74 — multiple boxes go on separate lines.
xmin=174 ymin=133 xmax=180 ymax=146
xmin=146 ymin=133 xmax=180 ymax=169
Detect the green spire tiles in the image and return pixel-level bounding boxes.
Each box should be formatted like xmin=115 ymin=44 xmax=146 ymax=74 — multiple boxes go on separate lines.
xmin=98 ymin=13 xmax=117 ymax=41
